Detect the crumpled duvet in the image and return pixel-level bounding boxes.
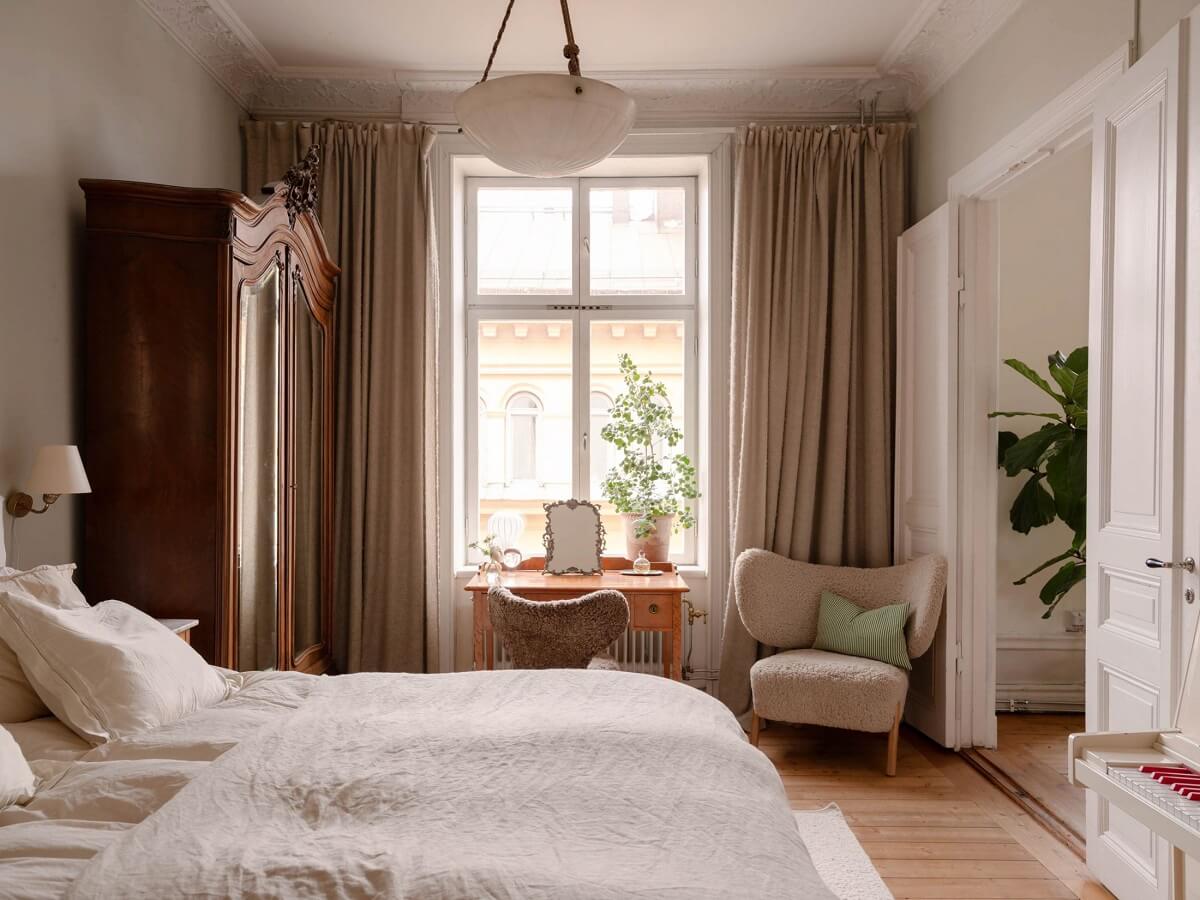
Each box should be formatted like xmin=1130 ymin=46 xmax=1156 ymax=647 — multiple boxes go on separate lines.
xmin=65 ymin=669 xmax=833 ymax=899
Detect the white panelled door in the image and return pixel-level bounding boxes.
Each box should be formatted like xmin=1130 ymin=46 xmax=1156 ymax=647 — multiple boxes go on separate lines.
xmin=895 ymin=205 xmax=958 ymax=749
xmin=1086 ymin=22 xmax=1191 ymax=900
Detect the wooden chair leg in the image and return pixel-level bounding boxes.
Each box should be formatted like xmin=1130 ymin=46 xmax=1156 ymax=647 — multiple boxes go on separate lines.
xmin=885 ymin=702 xmax=902 ymax=777
xmin=750 ymin=711 xmax=761 ymax=747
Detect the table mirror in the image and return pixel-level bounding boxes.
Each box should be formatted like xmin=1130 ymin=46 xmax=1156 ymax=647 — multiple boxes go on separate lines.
xmin=543 ymin=499 xmax=605 ymax=575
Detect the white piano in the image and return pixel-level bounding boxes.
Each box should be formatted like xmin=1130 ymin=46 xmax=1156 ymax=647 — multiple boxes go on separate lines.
xmin=1070 ymin=625 xmax=1200 ymax=897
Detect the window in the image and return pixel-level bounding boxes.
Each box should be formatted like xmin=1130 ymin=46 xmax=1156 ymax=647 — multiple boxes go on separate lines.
xmin=466 ymin=176 xmax=698 ymax=562
xmin=505 ymin=391 xmax=541 ymax=482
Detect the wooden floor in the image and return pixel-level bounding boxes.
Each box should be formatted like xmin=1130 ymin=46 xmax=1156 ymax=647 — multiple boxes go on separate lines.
xmin=973 ymin=714 xmax=1086 ymax=843
xmin=760 ymin=722 xmax=1114 ymax=900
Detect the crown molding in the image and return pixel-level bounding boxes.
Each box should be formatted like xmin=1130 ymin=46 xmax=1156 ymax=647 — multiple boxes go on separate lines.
xmin=884 ymin=0 xmax=1026 ymax=109
xmin=139 ymin=0 xmax=1024 ymax=119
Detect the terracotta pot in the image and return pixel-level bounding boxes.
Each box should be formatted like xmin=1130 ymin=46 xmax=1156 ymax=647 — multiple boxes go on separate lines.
xmin=622 ymin=513 xmax=674 ymax=562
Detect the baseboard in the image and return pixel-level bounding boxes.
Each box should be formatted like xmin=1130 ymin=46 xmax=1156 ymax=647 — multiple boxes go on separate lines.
xmin=996 ymin=633 xmax=1084 ymax=711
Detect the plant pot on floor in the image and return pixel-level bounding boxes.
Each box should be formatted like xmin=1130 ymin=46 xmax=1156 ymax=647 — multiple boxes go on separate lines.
xmin=622 ymin=513 xmax=673 ymax=562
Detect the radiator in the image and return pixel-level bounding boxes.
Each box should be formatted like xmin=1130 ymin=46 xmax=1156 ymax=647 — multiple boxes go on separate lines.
xmin=491 ymin=627 xmax=668 ymax=676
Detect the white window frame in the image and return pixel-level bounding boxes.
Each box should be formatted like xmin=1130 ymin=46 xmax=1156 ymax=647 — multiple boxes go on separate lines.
xmin=465 ymin=175 xmax=700 ymax=565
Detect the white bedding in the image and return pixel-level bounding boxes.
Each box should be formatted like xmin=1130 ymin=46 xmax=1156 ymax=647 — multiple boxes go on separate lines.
xmin=3 ymin=670 xmax=832 ymax=899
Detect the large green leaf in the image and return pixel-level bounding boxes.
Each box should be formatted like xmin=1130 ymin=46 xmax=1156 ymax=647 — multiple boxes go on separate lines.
xmin=1051 ymin=429 xmax=1089 ymax=508
xmin=1047 ymin=352 xmax=1086 ymax=403
xmin=987 ymin=411 xmax=1064 ymax=421
xmin=1003 ymin=358 xmax=1068 ymax=405
xmin=1038 ymin=559 xmax=1087 ymax=619
xmin=1064 ymin=346 xmax=1088 ymax=373
xmin=1011 ymin=475 xmax=1058 ymax=534
xmin=997 ymin=430 xmax=1019 ymax=467
xmin=1001 ymin=423 xmax=1071 ymax=476
xmin=1013 ymin=549 xmax=1077 ymax=586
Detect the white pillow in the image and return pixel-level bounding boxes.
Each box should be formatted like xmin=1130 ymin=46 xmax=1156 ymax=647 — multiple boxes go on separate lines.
xmin=0 ymin=595 xmax=233 ymax=743
xmin=0 ymin=725 xmax=36 ymax=808
xmin=0 ymin=565 xmax=89 ymax=723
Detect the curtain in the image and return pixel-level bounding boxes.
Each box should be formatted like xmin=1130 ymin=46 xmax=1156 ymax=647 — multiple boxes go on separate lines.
xmin=243 ymin=120 xmax=440 ymax=674
xmin=718 ymin=124 xmax=909 ymax=721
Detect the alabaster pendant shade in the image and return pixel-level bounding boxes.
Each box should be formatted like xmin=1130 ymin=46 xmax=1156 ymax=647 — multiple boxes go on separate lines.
xmin=455 ymin=73 xmax=636 ymax=178
xmin=27 ymin=445 xmax=91 ymax=496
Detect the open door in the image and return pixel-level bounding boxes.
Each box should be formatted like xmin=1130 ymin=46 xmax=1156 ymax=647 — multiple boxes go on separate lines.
xmin=895 ymin=204 xmax=958 ymax=748
xmin=1086 ymin=22 xmax=1189 ymax=900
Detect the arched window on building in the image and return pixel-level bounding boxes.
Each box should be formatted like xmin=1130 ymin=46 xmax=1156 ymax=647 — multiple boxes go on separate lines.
xmin=506 ymin=391 xmax=541 ymax=483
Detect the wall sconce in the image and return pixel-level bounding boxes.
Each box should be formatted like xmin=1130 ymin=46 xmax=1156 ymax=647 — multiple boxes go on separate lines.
xmin=5 ymin=445 xmax=92 ymax=518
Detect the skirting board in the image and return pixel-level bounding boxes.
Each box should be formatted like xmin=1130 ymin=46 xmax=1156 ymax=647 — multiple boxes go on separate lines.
xmin=996 ymin=633 xmax=1084 ymax=711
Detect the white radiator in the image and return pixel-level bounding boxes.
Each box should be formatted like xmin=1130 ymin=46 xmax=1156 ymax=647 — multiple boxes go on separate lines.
xmin=491 ymin=627 xmax=667 ymax=676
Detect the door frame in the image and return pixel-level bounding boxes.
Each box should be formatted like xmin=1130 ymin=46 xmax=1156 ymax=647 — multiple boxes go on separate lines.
xmin=946 ymin=44 xmax=1130 ymax=748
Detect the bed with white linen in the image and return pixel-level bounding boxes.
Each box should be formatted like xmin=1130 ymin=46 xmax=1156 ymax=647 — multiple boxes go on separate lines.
xmin=0 ymin=532 xmax=834 ymax=899
xmin=3 ymin=669 xmax=834 ymax=899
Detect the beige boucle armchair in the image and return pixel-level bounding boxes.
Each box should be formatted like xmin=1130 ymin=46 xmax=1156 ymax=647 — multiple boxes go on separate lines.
xmin=734 ymin=549 xmax=947 ymax=775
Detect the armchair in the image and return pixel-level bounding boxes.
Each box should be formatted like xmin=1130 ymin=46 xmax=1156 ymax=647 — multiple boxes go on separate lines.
xmin=733 ymin=549 xmax=947 ymax=775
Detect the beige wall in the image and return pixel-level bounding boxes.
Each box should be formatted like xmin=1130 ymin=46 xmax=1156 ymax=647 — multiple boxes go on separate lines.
xmin=993 ymin=142 xmax=1091 ymax=636
xmin=0 ymin=0 xmax=244 ymax=568
xmin=913 ymin=0 xmax=1197 ymax=220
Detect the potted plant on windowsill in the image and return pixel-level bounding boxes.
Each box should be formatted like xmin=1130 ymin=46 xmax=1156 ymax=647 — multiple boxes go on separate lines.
xmin=599 ymin=353 xmax=698 ymax=561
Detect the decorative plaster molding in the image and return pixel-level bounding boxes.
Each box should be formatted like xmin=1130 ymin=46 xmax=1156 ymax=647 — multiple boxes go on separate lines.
xmin=884 ymin=0 xmax=1026 ymax=109
xmin=138 ymin=0 xmax=1023 ymax=119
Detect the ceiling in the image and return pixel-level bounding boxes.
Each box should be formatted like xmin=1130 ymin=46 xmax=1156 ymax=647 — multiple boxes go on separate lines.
xmin=220 ymin=0 xmax=927 ymax=73
xmin=141 ymin=0 xmax=1025 ymax=120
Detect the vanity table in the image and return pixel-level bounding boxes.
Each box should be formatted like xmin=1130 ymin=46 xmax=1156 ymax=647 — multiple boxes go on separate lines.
xmin=467 ymin=558 xmax=689 ymax=680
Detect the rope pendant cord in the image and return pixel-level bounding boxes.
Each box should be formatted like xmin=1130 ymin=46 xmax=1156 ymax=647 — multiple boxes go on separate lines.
xmin=476 ymin=0 xmax=583 ymax=83
xmin=559 ymin=0 xmax=581 ymax=76
xmin=478 ymin=0 xmax=517 ymax=83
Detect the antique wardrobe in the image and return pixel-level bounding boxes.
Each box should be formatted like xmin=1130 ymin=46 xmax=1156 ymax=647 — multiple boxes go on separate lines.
xmin=80 ymin=148 xmax=338 ymax=673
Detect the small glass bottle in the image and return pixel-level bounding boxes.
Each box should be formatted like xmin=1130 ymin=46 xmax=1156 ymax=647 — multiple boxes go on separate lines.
xmin=633 ymin=551 xmax=652 ymax=575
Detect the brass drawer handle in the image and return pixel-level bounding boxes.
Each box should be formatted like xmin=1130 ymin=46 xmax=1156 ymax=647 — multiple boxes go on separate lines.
xmin=649 ymin=603 xmax=659 ymax=614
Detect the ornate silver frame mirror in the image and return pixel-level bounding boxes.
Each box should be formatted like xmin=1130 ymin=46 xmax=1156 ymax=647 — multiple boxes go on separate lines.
xmin=542 ymin=499 xmax=605 ymax=575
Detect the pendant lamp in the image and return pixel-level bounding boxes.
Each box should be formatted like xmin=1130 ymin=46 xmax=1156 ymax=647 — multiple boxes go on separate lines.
xmin=455 ymin=0 xmax=636 ymax=178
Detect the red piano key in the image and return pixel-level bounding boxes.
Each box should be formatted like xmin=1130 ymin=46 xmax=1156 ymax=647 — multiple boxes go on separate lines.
xmin=1152 ymin=773 xmax=1200 ymax=785
xmin=1176 ymin=786 xmax=1200 ymax=800
xmin=1139 ymin=765 xmax=1194 ymax=774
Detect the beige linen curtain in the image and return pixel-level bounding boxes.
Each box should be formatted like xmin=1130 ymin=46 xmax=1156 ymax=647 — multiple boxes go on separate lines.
xmin=243 ymin=120 xmax=440 ymax=674
xmin=718 ymin=123 xmax=909 ymax=721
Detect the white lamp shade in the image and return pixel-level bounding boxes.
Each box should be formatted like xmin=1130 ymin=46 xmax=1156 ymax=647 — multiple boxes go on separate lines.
xmin=455 ymin=73 xmax=636 ymax=178
xmin=27 ymin=445 xmax=91 ymax=496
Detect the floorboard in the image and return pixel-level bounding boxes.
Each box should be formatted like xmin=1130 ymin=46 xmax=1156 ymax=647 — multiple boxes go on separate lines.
xmin=760 ymin=722 xmax=1114 ymax=900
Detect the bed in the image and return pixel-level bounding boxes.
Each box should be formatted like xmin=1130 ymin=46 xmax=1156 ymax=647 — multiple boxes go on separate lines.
xmin=1 ymin=666 xmax=838 ymax=899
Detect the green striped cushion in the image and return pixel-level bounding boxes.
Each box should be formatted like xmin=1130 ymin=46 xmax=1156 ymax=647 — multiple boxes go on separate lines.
xmin=812 ymin=591 xmax=911 ymax=671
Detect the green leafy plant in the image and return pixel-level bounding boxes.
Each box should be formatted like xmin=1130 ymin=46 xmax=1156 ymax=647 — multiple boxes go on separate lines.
xmin=599 ymin=354 xmax=699 ymax=539
xmin=990 ymin=348 xmax=1087 ymax=619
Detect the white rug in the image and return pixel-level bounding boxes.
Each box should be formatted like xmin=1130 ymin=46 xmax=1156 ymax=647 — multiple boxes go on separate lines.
xmin=795 ymin=805 xmax=893 ymax=900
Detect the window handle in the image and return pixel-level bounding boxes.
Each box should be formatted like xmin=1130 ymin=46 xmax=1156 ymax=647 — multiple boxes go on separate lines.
xmin=582 ymin=236 xmax=590 ymax=254
xmin=582 ymin=431 xmax=588 ymax=451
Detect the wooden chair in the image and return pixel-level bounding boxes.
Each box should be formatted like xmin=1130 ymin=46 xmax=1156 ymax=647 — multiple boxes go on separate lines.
xmin=488 ymin=586 xmax=630 ymax=670
xmin=733 ymin=549 xmax=947 ymax=775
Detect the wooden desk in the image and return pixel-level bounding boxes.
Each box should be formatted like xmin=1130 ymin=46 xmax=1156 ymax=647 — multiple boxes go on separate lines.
xmin=467 ymin=559 xmax=689 ymax=680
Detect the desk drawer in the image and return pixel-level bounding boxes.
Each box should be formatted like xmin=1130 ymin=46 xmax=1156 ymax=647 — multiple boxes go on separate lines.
xmin=630 ymin=594 xmax=674 ymax=629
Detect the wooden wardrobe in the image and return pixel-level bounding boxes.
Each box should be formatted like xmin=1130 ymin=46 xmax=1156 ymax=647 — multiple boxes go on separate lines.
xmin=80 ymin=148 xmax=339 ymax=673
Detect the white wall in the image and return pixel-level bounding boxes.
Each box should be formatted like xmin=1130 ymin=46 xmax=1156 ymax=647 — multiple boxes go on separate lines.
xmin=991 ymin=143 xmax=1092 ymax=707
xmin=0 ymin=0 xmax=244 ymax=569
xmin=994 ymin=142 xmax=1091 ymax=634
xmin=914 ymin=0 xmax=1197 ymax=220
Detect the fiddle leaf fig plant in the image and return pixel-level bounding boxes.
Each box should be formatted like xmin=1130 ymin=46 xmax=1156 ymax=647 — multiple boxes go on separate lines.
xmin=599 ymin=354 xmax=699 ymax=539
xmin=990 ymin=347 xmax=1088 ymax=619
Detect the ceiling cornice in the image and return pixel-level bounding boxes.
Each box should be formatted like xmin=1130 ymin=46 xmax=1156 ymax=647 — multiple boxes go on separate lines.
xmin=138 ymin=0 xmax=1024 ymax=121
